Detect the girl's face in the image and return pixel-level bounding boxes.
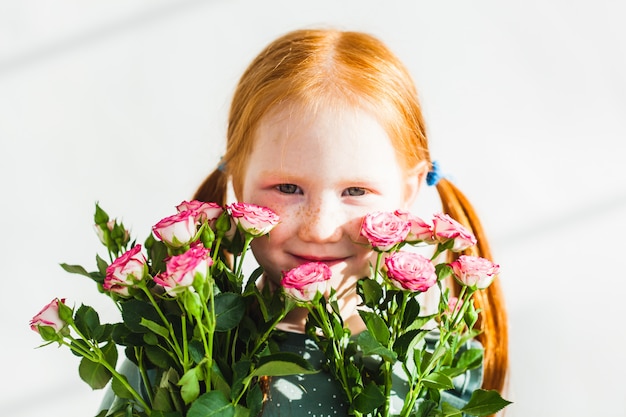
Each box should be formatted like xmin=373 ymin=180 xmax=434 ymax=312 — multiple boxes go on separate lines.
xmin=239 ymin=104 xmax=426 ymax=293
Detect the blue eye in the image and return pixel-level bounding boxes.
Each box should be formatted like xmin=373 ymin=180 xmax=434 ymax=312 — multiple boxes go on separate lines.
xmin=343 ymin=187 xmax=366 ymax=197
xmin=276 ymin=184 xmax=301 ymax=194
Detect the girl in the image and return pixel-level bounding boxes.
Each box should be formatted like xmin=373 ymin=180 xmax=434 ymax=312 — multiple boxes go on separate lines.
xmin=193 ymin=28 xmax=509 ymax=415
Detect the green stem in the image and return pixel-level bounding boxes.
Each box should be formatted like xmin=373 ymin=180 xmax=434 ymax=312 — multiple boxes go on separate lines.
xmin=199 ymin=283 xmax=216 ymax=388
xmin=63 ymin=335 xmax=151 ymax=413
xmin=138 ymin=282 xmax=185 ymax=364
xmin=235 ymin=235 xmax=254 ymax=284
xmin=135 ymin=348 xmax=154 ymax=405
xmin=311 ymin=303 xmax=353 ymax=403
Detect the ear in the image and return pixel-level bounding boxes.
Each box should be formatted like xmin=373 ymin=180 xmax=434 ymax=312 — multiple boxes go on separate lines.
xmin=401 ymin=160 xmax=429 ymax=210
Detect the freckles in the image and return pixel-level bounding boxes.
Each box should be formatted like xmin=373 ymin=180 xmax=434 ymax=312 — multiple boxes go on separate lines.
xmin=296 ymin=205 xmax=322 ymax=235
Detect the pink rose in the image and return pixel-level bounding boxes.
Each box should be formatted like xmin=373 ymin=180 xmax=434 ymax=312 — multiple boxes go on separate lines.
xmin=154 ymin=244 xmax=213 ymax=295
xmin=281 ymin=262 xmax=332 ymax=302
xmin=104 ymin=245 xmax=147 ymax=296
xmin=394 ymin=210 xmax=434 ymax=243
xmin=228 ymin=202 xmax=279 ymax=237
xmin=432 ymin=213 xmax=477 ymax=252
xmin=384 ymin=251 xmax=437 ymax=292
xmin=360 ymin=211 xmax=410 ymax=251
xmin=176 ymin=200 xmax=224 ymax=225
xmin=30 ymin=298 xmax=67 ymax=334
xmin=152 ymin=210 xmax=198 ymax=248
xmin=450 ymin=255 xmax=499 ymax=289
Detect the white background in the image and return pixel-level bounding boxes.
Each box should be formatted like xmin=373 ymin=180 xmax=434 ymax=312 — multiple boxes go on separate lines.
xmin=2 ymin=1 xmax=625 ymax=416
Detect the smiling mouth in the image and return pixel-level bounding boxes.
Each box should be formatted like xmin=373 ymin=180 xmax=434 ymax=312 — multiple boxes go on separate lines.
xmin=291 ymin=254 xmax=349 ymax=268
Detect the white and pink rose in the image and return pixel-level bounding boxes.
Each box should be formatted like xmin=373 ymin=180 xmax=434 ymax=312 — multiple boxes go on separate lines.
xmin=384 ymin=251 xmax=437 ymax=292
xmin=432 ymin=213 xmax=477 ymax=252
xmin=30 ymin=298 xmax=67 ymax=335
xmin=104 ymin=245 xmax=147 ymax=296
xmin=176 ymin=200 xmax=224 ymax=225
xmin=394 ymin=210 xmax=434 ymax=243
xmin=281 ymin=262 xmax=332 ymax=303
xmin=154 ymin=244 xmax=213 ymax=296
xmin=450 ymin=255 xmax=499 ymax=289
xmin=228 ymin=202 xmax=279 ymax=237
xmin=152 ymin=210 xmax=198 ymax=248
xmin=360 ymin=211 xmax=410 ymax=252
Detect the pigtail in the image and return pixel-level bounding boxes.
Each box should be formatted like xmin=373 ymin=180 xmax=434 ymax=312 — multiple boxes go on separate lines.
xmin=193 ymin=168 xmax=229 ymax=206
xmin=435 ymin=178 xmax=509 ymax=394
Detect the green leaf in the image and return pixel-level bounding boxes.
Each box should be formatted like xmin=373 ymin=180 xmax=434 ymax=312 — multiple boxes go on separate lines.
xmin=356 ymin=331 xmax=397 ymax=362
xmin=145 ymin=345 xmax=176 ymax=369
xmin=139 ymin=318 xmax=170 ymax=339
xmin=111 ymin=374 xmax=135 ymax=399
xmin=233 ymin=404 xmax=251 ymax=417
xmin=461 ymin=389 xmax=513 ymax=416
xmin=147 ymin=238 xmax=168 ymax=275
xmin=393 ymin=329 xmax=421 ymax=361
xmin=121 ymin=299 xmax=161 ymax=333
xmin=75 ymin=304 xmax=101 ymax=338
xmin=358 ymin=310 xmax=390 ymax=345
xmin=96 ymin=254 xmax=109 ymax=277
xmin=404 ymin=315 xmax=435 ymax=333
xmin=401 ymin=296 xmax=421 ymax=329
xmin=422 ymin=371 xmax=454 ymax=390
xmin=179 ymin=366 xmax=201 ymax=404
xmin=78 ymin=342 xmax=117 ymax=389
xmin=441 ymin=402 xmax=463 ymax=417
xmin=456 ymin=348 xmax=483 ymax=371
xmin=60 ymin=263 xmax=92 ymax=278
xmin=352 ymin=381 xmax=385 ymax=414
xmin=251 ymin=352 xmax=317 ymax=377
xmin=435 ymin=263 xmax=453 ymax=282
xmin=231 ymin=359 xmax=252 ymax=400
xmin=358 ymin=278 xmax=383 ymax=307
xmin=188 ymin=340 xmax=205 ymax=364
xmin=214 ymin=292 xmax=246 ymax=332
xmin=187 ymin=391 xmax=235 ymax=417
xmin=414 ymin=399 xmax=438 ymax=417
xmin=246 ymin=384 xmax=263 ymax=417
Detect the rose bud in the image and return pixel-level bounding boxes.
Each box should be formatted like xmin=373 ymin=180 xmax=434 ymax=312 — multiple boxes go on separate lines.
xmin=394 ymin=210 xmax=434 ymax=243
xmin=152 ymin=210 xmax=198 ymax=248
xmin=281 ymin=262 xmax=332 ymax=303
xmin=384 ymin=251 xmax=437 ymax=292
xmin=228 ymin=202 xmax=279 ymax=237
xmin=360 ymin=211 xmax=410 ymax=252
xmin=450 ymin=255 xmax=499 ymax=289
xmin=30 ymin=298 xmax=68 ymax=336
xmin=432 ymin=213 xmax=477 ymax=252
xmin=153 ymin=243 xmax=213 ymax=296
xmin=104 ymin=245 xmax=148 ymax=296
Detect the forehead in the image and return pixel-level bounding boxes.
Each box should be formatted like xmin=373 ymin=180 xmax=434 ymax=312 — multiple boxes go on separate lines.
xmin=245 ymin=103 xmax=404 ymax=184
xmin=256 ymin=105 xmax=377 ymax=152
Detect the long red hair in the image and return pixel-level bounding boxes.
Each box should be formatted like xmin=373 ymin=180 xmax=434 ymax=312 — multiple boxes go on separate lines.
xmin=193 ymin=28 xmax=508 ymax=395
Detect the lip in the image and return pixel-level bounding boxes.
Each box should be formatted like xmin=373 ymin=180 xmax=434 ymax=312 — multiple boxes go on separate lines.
xmin=291 ymin=254 xmax=350 ymax=268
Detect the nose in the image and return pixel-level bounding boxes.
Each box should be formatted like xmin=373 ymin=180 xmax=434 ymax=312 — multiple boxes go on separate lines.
xmin=297 ymin=196 xmax=343 ymax=243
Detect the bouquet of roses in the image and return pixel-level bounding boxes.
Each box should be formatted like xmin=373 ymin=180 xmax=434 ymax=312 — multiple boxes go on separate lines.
xmin=31 ymin=200 xmax=511 ymax=417
xmin=30 ymin=200 xmax=315 ymax=417
xmin=280 ymin=211 xmax=511 ymax=417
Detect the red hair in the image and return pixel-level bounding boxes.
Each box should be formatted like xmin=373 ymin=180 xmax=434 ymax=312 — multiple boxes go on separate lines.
xmin=194 ymin=28 xmax=508 ymax=395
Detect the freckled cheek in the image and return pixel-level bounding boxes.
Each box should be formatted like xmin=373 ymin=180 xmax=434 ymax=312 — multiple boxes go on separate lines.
xmin=347 ymin=216 xmax=368 ymax=244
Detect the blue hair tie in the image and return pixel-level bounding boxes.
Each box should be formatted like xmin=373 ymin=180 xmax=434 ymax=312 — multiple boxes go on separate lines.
xmin=426 ymin=160 xmax=443 ymax=186
xmin=217 ymin=156 xmax=227 ymax=172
